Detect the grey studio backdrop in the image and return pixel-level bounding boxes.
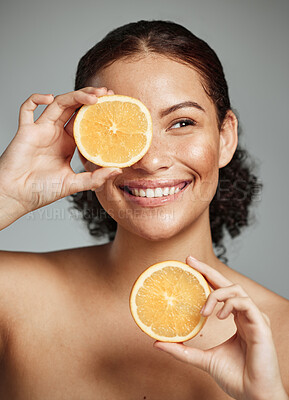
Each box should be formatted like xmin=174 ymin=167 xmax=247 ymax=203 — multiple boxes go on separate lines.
xmin=0 ymin=0 xmax=288 ymax=299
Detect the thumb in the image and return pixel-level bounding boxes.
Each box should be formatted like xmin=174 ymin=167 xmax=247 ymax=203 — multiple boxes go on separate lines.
xmin=154 ymin=341 xmax=210 ymax=372
xmin=65 ymin=168 xmax=122 ymax=195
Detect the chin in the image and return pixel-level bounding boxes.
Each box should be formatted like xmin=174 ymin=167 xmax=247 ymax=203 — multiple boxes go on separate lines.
xmin=135 ymin=228 xmax=177 ymax=242
xmin=119 ymin=213 xmax=187 ymax=241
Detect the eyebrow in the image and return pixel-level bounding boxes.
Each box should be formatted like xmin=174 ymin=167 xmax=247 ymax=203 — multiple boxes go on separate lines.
xmin=159 ymin=101 xmax=205 ymax=118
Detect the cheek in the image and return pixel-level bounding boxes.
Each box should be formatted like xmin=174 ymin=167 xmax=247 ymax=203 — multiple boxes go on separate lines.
xmin=179 ymin=139 xmax=220 ymax=202
xmin=179 ymin=138 xmax=219 ymax=176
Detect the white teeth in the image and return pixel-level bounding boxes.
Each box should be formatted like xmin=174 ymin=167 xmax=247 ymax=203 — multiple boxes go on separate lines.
xmin=146 ymin=189 xmax=154 ymax=198
xmin=128 ymin=185 xmax=186 ymax=198
xmin=163 ymin=187 xmax=170 ymax=196
xmin=154 ymin=188 xmax=163 ymax=197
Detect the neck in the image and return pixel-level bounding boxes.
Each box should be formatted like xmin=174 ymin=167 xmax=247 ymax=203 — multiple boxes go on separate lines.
xmin=106 ymin=208 xmax=220 ymax=289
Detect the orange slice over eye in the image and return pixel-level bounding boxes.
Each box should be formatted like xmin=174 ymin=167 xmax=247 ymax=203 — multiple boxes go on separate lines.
xmin=73 ymin=95 xmax=153 ymax=167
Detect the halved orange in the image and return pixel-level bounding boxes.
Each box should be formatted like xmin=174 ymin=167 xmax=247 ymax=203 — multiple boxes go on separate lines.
xmin=129 ymin=260 xmax=211 ymax=342
xmin=73 ymin=95 xmax=153 ymax=167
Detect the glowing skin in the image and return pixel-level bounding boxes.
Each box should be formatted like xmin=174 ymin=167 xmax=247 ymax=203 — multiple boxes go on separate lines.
xmin=85 ymin=55 xmax=236 ymax=239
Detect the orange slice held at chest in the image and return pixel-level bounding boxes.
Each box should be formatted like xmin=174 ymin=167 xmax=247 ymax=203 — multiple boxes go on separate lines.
xmin=129 ymin=261 xmax=211 ymax=342
xmin=73 ymin=95 xmax=153 ymax=168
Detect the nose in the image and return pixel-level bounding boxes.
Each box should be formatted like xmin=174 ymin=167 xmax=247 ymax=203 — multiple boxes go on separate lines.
xmin=131 ymin=135 xmax=173 ymax=173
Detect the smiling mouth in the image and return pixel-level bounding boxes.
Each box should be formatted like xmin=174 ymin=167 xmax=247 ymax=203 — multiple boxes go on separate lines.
xmin=119 ymin=181 xmax=190 ymax=198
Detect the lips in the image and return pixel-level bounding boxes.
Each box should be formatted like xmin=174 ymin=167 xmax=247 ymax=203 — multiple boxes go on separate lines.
xmin=120 ymin=181 xmax=188 ymax=197
xmin=118 ymin=179 xmax=192 ymax=207
xmin=118 ymin=179 xmax=191 ymax=189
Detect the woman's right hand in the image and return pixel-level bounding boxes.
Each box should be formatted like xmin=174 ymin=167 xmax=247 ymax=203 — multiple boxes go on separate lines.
xmin=0 ymin=87 xmax=122 ymax=228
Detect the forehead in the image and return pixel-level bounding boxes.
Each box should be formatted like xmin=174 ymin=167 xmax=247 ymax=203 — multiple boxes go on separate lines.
xmin=90 ymin=55 xmax=214 ymax=113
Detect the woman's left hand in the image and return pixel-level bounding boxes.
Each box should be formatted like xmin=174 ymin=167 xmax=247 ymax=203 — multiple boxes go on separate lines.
xmin=154 ymin=256 xmax=288 ymax=400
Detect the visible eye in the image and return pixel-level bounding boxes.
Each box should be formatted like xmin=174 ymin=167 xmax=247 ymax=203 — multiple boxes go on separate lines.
xmin=170 ymin=119 xmax=196 ymax=129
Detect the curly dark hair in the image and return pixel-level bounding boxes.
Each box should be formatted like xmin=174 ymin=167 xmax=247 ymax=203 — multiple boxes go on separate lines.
xmin=69 ymin=20 xmax=262 ymax=261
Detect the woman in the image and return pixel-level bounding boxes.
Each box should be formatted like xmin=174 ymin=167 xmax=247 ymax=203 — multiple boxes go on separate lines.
xmin=0 ymin=20 xmax=288 ymax=400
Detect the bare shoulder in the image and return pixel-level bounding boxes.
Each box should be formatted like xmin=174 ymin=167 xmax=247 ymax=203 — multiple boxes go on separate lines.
xmin=0 ymin=249 xmax=66 ymax=315
xmin=42 ymin=243 xmax=108 ymax=270
xmin=0 ymin=244 xmax=108 ymax=316
xmin=0 ymin=244 xmax=106 ymax=296
xmin=0 ymin=249 xmax=59 ymax=360
xmin=0 ymin=244 xmax=106 ymax=357
xmin=0 ymin=245 xmax=105 ymax=284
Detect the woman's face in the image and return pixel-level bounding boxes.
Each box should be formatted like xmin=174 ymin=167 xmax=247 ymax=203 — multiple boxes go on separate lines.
xmin=87 ymin=54 xmax=231 ymax=240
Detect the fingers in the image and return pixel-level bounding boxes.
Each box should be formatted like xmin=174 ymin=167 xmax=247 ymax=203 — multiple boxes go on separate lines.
xmin=186 ymin=256 xmax=271 ymax=330
xmin=216 ymin=297 xmax=257 ymax=321
xmin=64 ymin=167 xmax=122 ymax=195
xmin=186 ymin=256 xmax=232 ymax=290
xmin=19 ymin=93 xmax=54 ymax=126
xmin=35 ymin=87 xmax=110 ymax=125
xmin=153 ymin=342 xmax=210 ymax=372
xmin=201 ymin=282 xmax=270 ymax=334
xmin=19 ymin=87 xmax=114 ymax=129
xmin=201 ymin=284 xmax=248 ymax=317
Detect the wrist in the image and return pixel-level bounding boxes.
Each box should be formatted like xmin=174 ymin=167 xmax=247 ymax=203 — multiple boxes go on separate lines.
xmin=278 ymin=390 xmax=289 ymax=400
xmin=0 ymin=192 xmax=27 ymax=230
xmin=253 ymin=388 xmax=289 ymax=400
xmin=272 ymin=385 xmax=288 ymax=400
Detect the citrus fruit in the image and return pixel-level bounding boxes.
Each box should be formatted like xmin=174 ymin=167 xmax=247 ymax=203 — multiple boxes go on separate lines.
xmin=73 ymin=94 xmax=153 ymax=167
xmin=129 ymin=260 xmax=211 ymax=342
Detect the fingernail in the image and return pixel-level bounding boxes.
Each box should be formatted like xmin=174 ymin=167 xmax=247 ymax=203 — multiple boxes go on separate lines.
xmin=189 ymin=255 xmax=198 ymax=261
xmin=108 ymin=168 xmax=122 ymax=177
xmin=200 ymin=305 xmax=206 ymax=315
